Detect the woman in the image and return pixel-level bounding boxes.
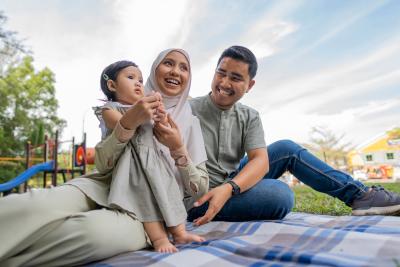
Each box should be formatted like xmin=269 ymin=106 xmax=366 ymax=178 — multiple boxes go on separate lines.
xmin=0 ymin=49 xmax=208 ymax=266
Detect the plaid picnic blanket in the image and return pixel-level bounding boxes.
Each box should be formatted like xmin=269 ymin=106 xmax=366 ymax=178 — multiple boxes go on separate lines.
xmin=87 ymin=212 xmax=400 ymax=267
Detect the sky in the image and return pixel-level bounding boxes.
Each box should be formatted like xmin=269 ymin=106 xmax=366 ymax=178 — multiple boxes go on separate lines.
xmin=1 ymin=0 xmax=400 ymax=147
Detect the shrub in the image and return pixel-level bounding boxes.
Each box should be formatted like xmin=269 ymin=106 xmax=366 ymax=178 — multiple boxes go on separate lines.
xmin=0 ymin=161 xmax=24 ymax=184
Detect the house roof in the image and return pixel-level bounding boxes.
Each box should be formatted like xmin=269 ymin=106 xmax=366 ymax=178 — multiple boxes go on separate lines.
xmin=355 ymin=126 xmax=400 ymax=153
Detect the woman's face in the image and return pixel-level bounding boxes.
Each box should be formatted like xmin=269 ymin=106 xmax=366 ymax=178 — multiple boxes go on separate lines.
xmin=155 ymin=51 xmax=190 ymax=96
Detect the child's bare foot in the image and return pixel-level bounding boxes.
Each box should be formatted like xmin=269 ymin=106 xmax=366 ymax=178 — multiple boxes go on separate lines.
xmin=152 ymin=237 xmax=178 ymax=253
xmin=173 ymin=231 xmax=205 ymax=244
xmin=169 ymin=223 xmax=205 ymax=244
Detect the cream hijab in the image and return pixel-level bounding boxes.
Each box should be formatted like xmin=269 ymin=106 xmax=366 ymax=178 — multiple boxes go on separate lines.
xmin=145 ymin=48 xmax=207 ymax=167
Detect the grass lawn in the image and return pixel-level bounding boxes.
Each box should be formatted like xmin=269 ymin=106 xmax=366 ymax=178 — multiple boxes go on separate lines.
xmin=292 ymin=181 xmax=400 ymax=216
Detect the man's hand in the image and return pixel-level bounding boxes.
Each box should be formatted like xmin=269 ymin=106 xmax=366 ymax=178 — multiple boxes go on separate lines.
xmin=153 ymin=114 xmax=183 ymax=151
xmin=192 ymin=183 xmax=232 ymax=226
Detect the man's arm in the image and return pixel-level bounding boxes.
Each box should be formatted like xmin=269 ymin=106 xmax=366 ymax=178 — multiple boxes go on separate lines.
xmin=192 ymin=147 xmax=269 ymax=226
xmin=229 ymin=147 xmax=269 ymax=193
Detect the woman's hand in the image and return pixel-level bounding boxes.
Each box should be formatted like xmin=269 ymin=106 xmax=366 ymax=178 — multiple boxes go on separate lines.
xmin=153 ymin=114 xmax=183 ymax=151
xmin=120 ymin=93 xmax=162 ymax=130
xmin=154 ymin=102 xmax=168 ymax=125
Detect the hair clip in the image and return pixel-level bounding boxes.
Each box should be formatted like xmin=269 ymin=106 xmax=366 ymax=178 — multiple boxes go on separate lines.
xmin=103 ymin=73 xmax=110 ymax=81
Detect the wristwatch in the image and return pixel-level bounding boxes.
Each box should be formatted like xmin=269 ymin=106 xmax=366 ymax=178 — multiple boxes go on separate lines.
xmin=227 ymin=180 xmax=241 ymax=195
xmin=174 ymin=155 xmax=188 ymax=167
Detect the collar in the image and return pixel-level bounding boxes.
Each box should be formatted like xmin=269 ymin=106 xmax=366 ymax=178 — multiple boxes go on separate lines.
xmin=206 ymin=92 xmax=234 ymax=113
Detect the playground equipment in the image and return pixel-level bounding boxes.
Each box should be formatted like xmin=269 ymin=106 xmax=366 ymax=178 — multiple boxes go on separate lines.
xmin=0 ymin=131 xmax=94 ymax=193
xmin=0 ymin=162 xmax=54 ymax=192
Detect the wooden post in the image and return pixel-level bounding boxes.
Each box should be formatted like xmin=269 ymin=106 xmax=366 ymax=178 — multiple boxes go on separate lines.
xmin=83 ymin=133 xmax=87 ymax=175
xmin=43 ymin=135 xmax=48 ymax=188
xmin=52 ymin=131 xmax=59 ymax=187
xmin=71 ymin=136 xmax=75 ymax=178
xmin=21 ymin=141 xmax=31 ymax=193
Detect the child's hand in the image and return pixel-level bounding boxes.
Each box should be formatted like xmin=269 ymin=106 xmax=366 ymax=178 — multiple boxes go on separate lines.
xmin=149 ymin=91 xmax=162 ymax=102
xmin=154 ymin=102 xmax=168 ymax=125
xmin=120 ymin=94 xmax=162 ymax=129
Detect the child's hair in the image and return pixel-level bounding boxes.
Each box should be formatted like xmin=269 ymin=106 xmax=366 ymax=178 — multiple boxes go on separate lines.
xmin=100 ymin=60 xmax=139 ymax=101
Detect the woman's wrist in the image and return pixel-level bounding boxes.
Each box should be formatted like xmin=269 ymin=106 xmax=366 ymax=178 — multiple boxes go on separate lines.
xmin=169 ymin=142 xmax=184 ymax=152
xmin=170 ymin=146 xmax=189 ymax=167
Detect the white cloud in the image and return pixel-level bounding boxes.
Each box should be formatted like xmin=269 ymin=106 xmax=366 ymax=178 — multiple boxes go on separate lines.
xmin=190 ymin=1 xmax=300 ymax=97
xmin=2 ymin=0 xmax=398 ymax=150
xmin=293 ymin=1 xmax=390 ymax=58
xmin=244 ymin=20 xmax=298 ymax=58
xmin=260 ymin=98 xmax=400 ymax=145
xmin=248 ymin=37 xmax=400 ymax=113
xmin=241 ymin=1 xmax=301 ymax=59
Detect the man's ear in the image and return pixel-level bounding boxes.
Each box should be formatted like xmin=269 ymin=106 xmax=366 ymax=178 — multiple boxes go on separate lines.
xmin=246 ymin=80 xmax=255 ymax=93
xmin=107 ymin=80 xmax=116 ymax=92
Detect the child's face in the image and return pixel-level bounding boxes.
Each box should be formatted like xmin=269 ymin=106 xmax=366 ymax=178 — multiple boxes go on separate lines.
xmin=155 ymin=51 xmax=190 ymax=96
xmin=113 ymin=66 xmax=144 ymax=105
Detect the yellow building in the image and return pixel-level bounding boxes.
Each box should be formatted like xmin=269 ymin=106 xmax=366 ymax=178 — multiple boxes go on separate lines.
xmin=348 ymin=128 xmax=400 ymax=179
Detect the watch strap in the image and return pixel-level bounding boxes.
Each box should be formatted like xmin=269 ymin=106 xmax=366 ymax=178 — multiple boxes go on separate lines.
xmin=227 ymin=180 xmax=241 ymax=195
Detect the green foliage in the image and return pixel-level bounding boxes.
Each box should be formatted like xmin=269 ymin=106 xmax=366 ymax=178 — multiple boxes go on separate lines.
xmin=293 ymin=185 xmax=352 ymax=215
xmin=0 ymin=56 xmax=66 ymax=157
xmin=0 ymin=161 xmax=24 ymax=184
xmin=293 ymin=182 xmax=400 ymax=215
xmin=0 ymin=11 xmax=66 ymax=185
xmin=29 ymin=121 xmax=45 ymax=146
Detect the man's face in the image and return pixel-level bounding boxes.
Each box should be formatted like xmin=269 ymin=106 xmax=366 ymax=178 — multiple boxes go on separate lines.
xmin=210 ymin=57 xmax=255 ymax=110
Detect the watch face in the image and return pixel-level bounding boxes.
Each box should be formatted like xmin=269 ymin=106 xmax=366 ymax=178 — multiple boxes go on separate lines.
xmin=175 ymin=155 xmax=188 ymax=167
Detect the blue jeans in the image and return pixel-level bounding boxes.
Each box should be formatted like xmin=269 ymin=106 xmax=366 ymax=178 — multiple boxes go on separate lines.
xmin=187 ymin=139 xmax=368 ymax=222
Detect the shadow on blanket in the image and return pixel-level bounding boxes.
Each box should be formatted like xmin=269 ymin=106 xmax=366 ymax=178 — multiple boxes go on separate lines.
xmin=86 ymin=212 xmax=400 ymax=267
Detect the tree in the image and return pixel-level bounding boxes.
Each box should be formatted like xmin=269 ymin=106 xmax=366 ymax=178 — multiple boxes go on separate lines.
xmin=0 ymin=11 xmax=65 ymax=186
xmin=303 ymin=126 xmax=353 ymax=169
xmin=0 ymin=56 xmax=66 ymax=156
xmin=29 ymin=121 xmax=45 ymax=146
xmin=0 ymin=11 xmax=27 ymax=69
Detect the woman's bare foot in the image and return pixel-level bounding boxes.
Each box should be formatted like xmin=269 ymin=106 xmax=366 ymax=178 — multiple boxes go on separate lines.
xmin=152 ymin=237 xmax=178 ymax=253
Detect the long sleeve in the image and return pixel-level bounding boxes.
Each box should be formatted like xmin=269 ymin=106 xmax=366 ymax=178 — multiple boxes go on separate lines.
xmin=178 ymin=161 xmax=209 ymax=198
xmin=170 ymin=146 xmax=209 ymax=199
xmin=94 ymin=120 xmax=135 ymax=174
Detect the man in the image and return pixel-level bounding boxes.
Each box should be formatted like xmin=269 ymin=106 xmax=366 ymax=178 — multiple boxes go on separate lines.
xmin=188 ymin=45 xmax=400 ymax=226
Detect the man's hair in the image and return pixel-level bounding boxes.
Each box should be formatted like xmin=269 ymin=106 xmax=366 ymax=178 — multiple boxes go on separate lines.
xmin=217 ymin=45 xmax=258 ymax=79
